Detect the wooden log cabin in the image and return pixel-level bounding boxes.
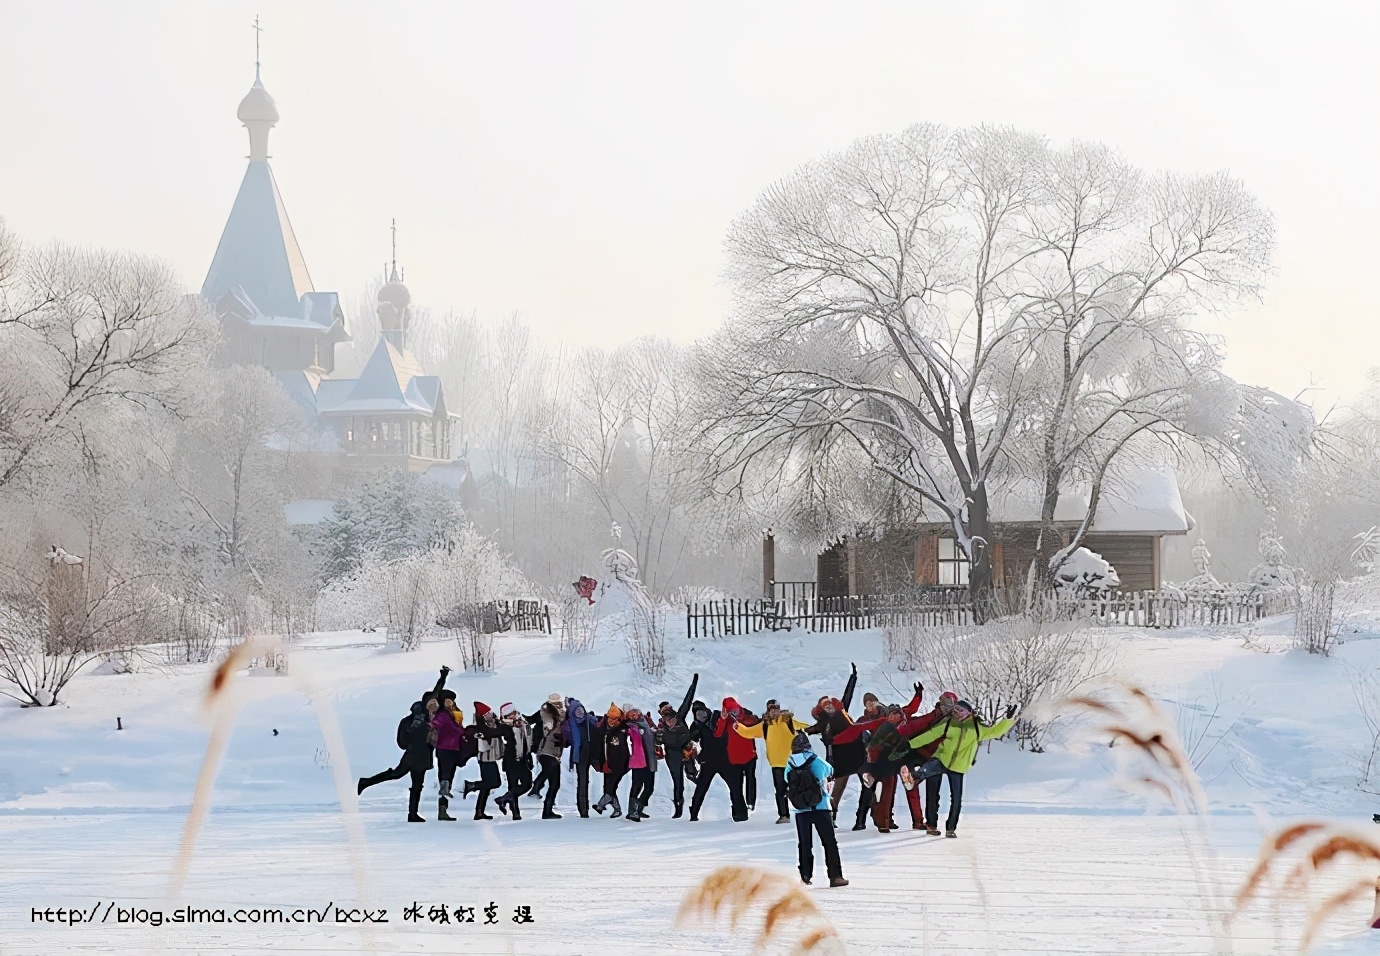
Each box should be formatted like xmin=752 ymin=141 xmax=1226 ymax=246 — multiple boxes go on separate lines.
xmin=816 ymin=469 xmax=1194 ymax=598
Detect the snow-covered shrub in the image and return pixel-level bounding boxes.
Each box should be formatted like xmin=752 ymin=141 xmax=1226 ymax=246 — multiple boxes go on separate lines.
xmin=1247 ymin=528 xmax=1297 ymax=592
xmin=558 ymin=598 xmax=597 ymax=654
xmin=1051 ymin=547 xmax=1120 ymax=598
xmin=623 ymin=603 xmax=667 ymax=677
xmin=886 ymin=617 xmax=1119 ymax=751
xmin=318 ymin=471 xmax=466 ymax=581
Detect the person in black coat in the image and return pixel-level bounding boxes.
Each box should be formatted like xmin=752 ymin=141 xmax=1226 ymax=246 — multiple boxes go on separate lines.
xmin=357 ymin=667 xmax=450 ymax=822
xmin=656 ymin=673 xmax=699 ymax=818
xmin=687 ymin=700 xmax=749 ymax=823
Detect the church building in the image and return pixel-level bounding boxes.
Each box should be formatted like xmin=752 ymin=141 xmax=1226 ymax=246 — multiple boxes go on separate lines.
xmin=202 ymin=56 xmax=462 ymax=483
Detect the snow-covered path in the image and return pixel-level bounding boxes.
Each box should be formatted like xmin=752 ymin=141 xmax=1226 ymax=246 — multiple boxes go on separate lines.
xmin=0 ymin=804 xmax=1368 ymax=955
xmin=4 ymin=623 xmax=1379 ymax=954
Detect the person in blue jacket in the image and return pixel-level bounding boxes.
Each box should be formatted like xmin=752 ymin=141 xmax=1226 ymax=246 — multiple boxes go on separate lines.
xmin=785 ymin=732 xmax=848 ymax=888
xmin=563 ymin=697 xmax=598 ymax=818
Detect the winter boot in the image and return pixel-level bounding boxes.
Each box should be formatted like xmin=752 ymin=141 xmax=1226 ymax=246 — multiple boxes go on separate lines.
xmin=626 ymin=800 xmax=642 ymax=822
xmin=829 ymin=877 xmax=850 ymax=888
xmin=462 ymin=780 xmax=478 ymax=799
xmin=495 ymin=794 xmax=511 ymax=817
xmin=609 ymin=796 xmax=623 ymax=819
xmin=945 ymin=830 xmax=958 ymax=838
xmin=511 ymin=801 xmax=523 ymax=821
xmin=474 ymin=791 xmax=493 ymax=820
xmin=437 ymin=798 xmax=456 ymax=822
xmin=776 ymin=815 xmax=790 ymax=824
xmin=408 ymin=812 xmax=426 ymax=823
xmin=356 ymin=776 xmax=368 ymax=796
xmin=672 ymin=800 xmax=683 ymax=819
xmin=407 ymin=788 xmax=424 ymax=823
xmin=593 ymin=794 xmax=610 ymax=815
xmin=543 ymin=809 xmax=563 ymax=819
xmin=926 ymin=827 xmax=941 ymax=836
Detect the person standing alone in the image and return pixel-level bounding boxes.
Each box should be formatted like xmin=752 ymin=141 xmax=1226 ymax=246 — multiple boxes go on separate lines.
xmin=785 ymin=731 xmax=847 ymax=888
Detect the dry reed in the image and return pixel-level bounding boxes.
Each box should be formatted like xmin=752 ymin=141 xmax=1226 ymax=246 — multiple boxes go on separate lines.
xmin=1231 ymin=820 xmax=1380 ymax=951
xmin=676 ymin=865 xmax=846 ymax=955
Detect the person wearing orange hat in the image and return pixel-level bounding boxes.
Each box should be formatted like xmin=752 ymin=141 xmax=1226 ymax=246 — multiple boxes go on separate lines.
xmin=592 ymin=703 xmax=630 ymax=817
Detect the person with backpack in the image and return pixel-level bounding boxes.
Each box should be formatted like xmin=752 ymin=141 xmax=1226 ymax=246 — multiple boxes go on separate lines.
xmin=785 ymin=731 xmax=848 ymax=888
xmin=356 ymin=666 xmax=450 ymax=822
xmin=461 ymin=702 xmax=505 ymax=820
xmin=430 ymin=690 xmax=466 ymax=822
xmin=905 ymin=699 xmax=1018 ymax=837
xmin=494 ymin=702 xmax=534 ymax=820
xmin=733 ymin=699 xmax=813 ymax=824
xmin=564 ymin=697 xmax=597 ymax=818
xmin=527 ymin=694 xmax=567 ymax=819
xmin=655 ymin=673 xmax=699 ymax=819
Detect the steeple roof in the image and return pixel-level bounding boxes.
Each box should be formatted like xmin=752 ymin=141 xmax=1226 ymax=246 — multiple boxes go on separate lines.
xmin=201 ymin=160 xmax=315 ymax=320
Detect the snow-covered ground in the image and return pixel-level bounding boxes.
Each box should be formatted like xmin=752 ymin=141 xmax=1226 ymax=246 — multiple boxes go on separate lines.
xmin=3 ymin=616 xmax=1379 ymax=955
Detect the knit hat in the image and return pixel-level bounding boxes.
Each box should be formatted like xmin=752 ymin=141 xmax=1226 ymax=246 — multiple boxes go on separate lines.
xmin=791 ymin=731 xmax=812 ymax=754
xmin=692 ymin=700 xmax=708 ymax=717
xmin=500 ymin=702 xmax=518 ymax=719
xmin=607 ymin=702 xmax=623 ymax=719
xmin=940 ymin=691 xmax=959 ymax=702
xmin=422 ymin=691 xmax=438 ymax=704
xmin=438 ymin=689 xmax=457 ymax=703
xmin=473 ymin=701 xmax=492 ymax=718
xmin=658 ymin=701 xmax=672 ymax=712
xmin=863 ymin=692 xmax=880 ymax=706
xmin=625 ymin=707 xmax=642 ymax=721
xmin=548 ymin=693 xmax=563 ymax=707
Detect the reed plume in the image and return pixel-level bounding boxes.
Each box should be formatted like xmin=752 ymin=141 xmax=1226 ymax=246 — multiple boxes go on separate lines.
xmin=1231 ymin=820 xmax=1380 ymax=951
xmin=676 ymin=865 xmax=846 ymax=955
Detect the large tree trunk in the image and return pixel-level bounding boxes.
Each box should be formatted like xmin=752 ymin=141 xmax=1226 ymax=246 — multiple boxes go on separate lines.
xmin=965 ymin=486 xmax=996 ymax=620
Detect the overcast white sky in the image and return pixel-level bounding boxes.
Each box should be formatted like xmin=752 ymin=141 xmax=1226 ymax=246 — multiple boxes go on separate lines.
xmin=1 ymin=0 xmax=1377 ymax=406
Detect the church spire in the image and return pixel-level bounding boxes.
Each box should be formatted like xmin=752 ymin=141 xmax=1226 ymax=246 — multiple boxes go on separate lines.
xmin=237 ymin=16 xmax=278 ymax=161
xmin=378 ymin=219 xmax=412 ymax=351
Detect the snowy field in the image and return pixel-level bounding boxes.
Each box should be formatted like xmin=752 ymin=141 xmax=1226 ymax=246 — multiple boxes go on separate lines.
xmin=3 ymin=620 xmax=1379 ymax=955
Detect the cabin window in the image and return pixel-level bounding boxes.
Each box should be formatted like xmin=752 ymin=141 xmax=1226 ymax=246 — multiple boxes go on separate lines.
xmin=937 ymin=537 xmax=970 ymax=586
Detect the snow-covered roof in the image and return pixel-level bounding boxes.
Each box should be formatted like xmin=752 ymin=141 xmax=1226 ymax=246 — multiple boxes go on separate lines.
xmin=420 ymin=459 xmax=473 ymax=491
xmin=202 ymin=161 xmax=315 ymax=320
xmin=982 ymin=467 xmax=1194 ymax=535
xmin=283 ymin=499 xmax=336 ymax=526
xmin=315 ymin=338 xmax=446 ymax=418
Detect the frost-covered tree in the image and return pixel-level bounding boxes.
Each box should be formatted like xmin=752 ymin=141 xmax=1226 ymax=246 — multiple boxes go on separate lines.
xmin=319 ymin=471 xmax=466 ymax=580
xmin=702 ymin=126 xmax=1274 ymax=607
xmin=0 ymin=222 xmax=212 ymax=493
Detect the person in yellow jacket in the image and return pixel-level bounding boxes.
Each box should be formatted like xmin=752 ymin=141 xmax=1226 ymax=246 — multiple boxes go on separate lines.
xmin=906 ymin=699 xmax=1018 ymax=838
xmin=734 ymin=699 xmax=814 ymax=824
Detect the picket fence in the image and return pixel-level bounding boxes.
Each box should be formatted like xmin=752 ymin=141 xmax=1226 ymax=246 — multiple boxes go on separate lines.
xmin=685 ymin=594 xmax=976 ymax=638
xmin=686 ymin=587 xmax=1292 ymax=638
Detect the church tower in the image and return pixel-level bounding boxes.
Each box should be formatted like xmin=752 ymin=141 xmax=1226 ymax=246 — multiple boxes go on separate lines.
xmin=376 ymin=220 xmax=411 ymax=352
xmin=201 ymin=20 xmax=348 ymax=374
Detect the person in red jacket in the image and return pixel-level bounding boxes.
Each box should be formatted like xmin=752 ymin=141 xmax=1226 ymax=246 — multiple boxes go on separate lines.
xmin=832 ymin=684 xmax=924 ymax=831
xmin=688 ymin=697 xmax=753 ymax=822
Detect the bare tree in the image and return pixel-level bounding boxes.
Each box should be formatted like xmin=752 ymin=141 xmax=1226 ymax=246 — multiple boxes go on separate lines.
xmin=0 ymin=231 xmax=212 ymax=493
xmin=703 ymin=125 xmax=1273 ymax=608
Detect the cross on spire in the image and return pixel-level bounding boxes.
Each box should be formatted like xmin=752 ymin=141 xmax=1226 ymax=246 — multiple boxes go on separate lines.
xmin=253 ymin=15 xmax=263 ymax=80
xmin=391 ymin=218 xmax=397 ymax=273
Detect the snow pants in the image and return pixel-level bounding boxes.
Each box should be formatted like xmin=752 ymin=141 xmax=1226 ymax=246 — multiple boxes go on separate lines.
xmin=535 ymin=754 xmax=561 ymax=813
xmin=771 ymin=765 xmax=789 ymax=818
xmin=794 ymin=808 xmax=843 ymax=883
xmin=921 ymin=764 xmax=965 ymax=832
xmin=628 ymin=767 xmax=655 ymax=811
xmin=573 ymin=753 xmax=592 ymax=817
xmin=359 ymin=761 xmax=428 ymax=818
xmin=664 ymin=751 xmax=687 ymax=808
xmin=689 ymin=763 xmax=748 ymax=822
xmin=436 ymin=749 xmax=462 ymax=791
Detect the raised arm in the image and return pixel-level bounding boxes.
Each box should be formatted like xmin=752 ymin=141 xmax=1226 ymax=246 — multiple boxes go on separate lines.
xmin=841 ymin=663 xmax=858 ymax=712
xmin=431 ymin=665 xmax=451 ymax=697
xmin=676 ymin=673 xmax=700 ymax=721
xmin=903 ymin=682 xmax=924 ymax=717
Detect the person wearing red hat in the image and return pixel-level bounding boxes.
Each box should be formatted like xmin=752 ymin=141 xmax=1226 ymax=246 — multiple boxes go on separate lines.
xmin=461 ymin=702 xmax=505 ymax=820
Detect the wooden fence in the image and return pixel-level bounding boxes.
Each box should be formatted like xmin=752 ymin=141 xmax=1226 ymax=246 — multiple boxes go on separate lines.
xmin=436 ymin=599 xmax=552 ymax=635
xmin=687 ymin=587 xmax=1293 ymax=637
xmin=686 ymin=596 xmax=976 ymax=638
xmin=1053 ymin=588 xmax=1292 ymax=628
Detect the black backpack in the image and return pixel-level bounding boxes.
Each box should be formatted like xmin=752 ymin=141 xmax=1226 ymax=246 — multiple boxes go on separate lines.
xmin=786 ymin=753 xmax=823 ymax=810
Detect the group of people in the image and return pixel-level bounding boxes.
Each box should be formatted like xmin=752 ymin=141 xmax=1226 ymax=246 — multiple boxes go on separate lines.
xmin=356 ymin=663 xmax=1018 ymax=887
